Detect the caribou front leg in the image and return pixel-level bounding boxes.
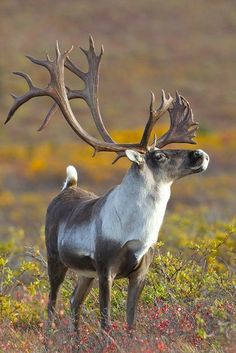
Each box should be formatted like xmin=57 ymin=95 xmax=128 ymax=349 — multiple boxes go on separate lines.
xmin=98 ymin=270 xmax=113 ymax=330
xmin=126 ymin=275 xmax=145 ymax=329
xmin=127 ymin=247 xmax=154 ymax=329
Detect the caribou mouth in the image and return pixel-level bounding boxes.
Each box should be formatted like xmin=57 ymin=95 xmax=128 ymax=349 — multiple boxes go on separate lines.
xmin=191 ymin=165 xmax=204 ymax=172
xmin=191 ymin=162 xmax=204 ymax=171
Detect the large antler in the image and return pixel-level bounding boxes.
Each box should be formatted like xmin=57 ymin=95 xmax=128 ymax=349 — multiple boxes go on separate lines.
xmin=5 ymin=41 xmax=143 ymax=154
xmin=5 ymin=37 xmax=199 ymax=160
xmin=156 ymin=92 xmax=199 ymax=148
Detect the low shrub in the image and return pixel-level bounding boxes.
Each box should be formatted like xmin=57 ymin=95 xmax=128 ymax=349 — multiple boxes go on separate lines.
xmin=0 ymin=215 xmax=235 ymax=352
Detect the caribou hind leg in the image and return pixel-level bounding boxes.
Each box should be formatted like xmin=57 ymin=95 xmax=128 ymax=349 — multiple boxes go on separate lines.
xmin=70 ymin=276 xmax=94 ymax=333
xmin=47 ymin=256 xmax=68 ymax=323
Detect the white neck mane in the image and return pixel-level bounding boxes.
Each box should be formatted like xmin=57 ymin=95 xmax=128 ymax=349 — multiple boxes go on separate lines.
xmin=100 ymin=164 xmax=172 ymax=259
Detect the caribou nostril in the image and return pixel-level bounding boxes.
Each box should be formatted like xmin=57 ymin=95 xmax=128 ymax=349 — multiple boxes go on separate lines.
xmin=193 ymin=150 xmax=203 ymax=159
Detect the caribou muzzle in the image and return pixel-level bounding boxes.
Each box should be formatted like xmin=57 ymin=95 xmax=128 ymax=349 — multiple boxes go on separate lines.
xmin=190 ymin=149 xmax=209 ymax=173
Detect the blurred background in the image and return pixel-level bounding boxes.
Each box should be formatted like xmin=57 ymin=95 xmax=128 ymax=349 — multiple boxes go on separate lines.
xmin=0 ymin=0 xmax=235 ymax=240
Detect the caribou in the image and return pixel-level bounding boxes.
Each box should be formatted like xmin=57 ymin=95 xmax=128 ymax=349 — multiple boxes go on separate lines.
xmin=5 ymin=37 xmax=209 ymax=332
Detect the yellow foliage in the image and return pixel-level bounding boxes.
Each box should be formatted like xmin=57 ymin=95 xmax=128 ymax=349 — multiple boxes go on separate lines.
xmin=28 ymin=158 xmax=47 ymax=175
xmin=0 ymin=145 xmax=28 ymax=161
xmin=1 ymin=127 xmax=236 ymax=185
xmin=0 ymin=191 xmax=15 ymax=207
xmin=26 ymin=143 xmax=52 ymax=177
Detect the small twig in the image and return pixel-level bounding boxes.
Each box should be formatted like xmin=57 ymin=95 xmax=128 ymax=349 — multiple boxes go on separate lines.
xmin=24 ymin=246 xmax=48 ymax=269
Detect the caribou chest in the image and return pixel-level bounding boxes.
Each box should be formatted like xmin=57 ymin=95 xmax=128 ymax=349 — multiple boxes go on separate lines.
xmin=99 ymin=176 xmax=171 ymax=261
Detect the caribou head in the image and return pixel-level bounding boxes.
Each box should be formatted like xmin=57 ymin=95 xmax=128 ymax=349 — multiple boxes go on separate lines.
xmin=6 ymin=37 xmax=209 ymax=332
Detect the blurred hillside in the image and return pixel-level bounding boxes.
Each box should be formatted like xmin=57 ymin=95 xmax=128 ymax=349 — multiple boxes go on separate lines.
xmin=1 ymin=0 xmax=236 ymax=137
xmin=0 ymin=0 xmax=235 ymax=237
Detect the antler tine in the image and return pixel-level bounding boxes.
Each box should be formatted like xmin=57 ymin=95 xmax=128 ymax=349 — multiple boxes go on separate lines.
xmin=156 ymin=91 xmax=199 ymax=148
xmin=26 ymin=54 xmax=52 ymax=71
xmin=56 ymin=41 xmax=74 ymax=62
xmin=38 ymin=102 xmax=58 ymax=131
xmin=14 ymin=71 xmax=34 ymax=88
xmin=5 ymin=71 xmax=46 ymax=125
xmin=140 ymin=90 xmax=173 ymax=149
xmin=65 ymin=57 xmax=86 ymax=80
xmin=80 ymin=35 xmax=96 ymax=58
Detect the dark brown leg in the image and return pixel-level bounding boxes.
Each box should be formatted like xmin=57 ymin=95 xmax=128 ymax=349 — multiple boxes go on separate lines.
xmin=126 ymin=276 xmax=145 ymax=329
xmin=70 ymin=276 xmax=94 ymax=333
xmin=47 ymin=257 xmax=68 ymax=321
xmin=98 ymin=271 xmax=113 ymax=330
xmin=126 ymin=247 xmax=154 ymax=329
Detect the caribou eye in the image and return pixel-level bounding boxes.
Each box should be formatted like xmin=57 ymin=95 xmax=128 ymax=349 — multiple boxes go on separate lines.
xmin=154 ymin=152 xmax=166 ymax=161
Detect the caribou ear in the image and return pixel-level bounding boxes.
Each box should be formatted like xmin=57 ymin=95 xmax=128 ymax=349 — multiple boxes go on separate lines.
xmin=125 ymin=149 xmax=145 ymax=166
